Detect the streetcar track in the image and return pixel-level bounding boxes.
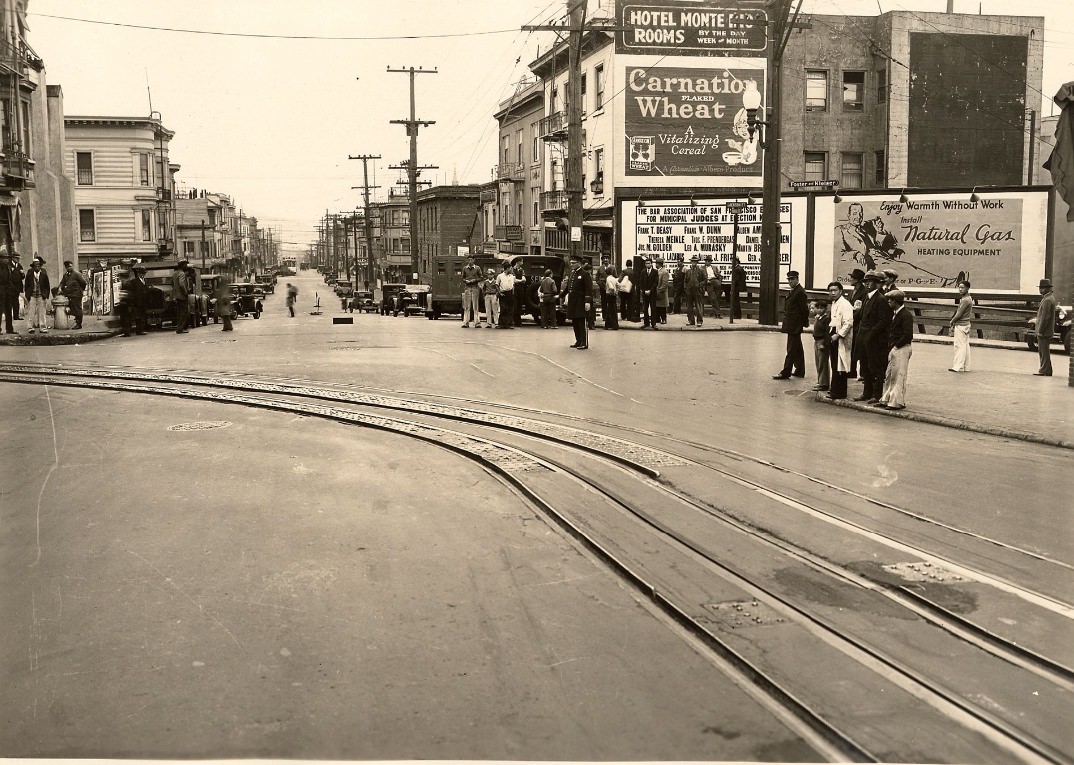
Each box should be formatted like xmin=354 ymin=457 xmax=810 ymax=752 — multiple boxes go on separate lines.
xmin=3 ymin=366 xmax=1071 ymax=764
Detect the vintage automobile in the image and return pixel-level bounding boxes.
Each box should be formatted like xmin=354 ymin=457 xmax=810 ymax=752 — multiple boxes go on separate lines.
xmin=228 ymin=282 xmax=265 ymax=319
xmin=255 ymin=274 xmax=276 ymax=294
xmin=507 ymin=254 xmax=569 ymax=325
xmin=398 ymin=285 xmax=430 ymax=317
xmin=420 ymin=253 xmax=503 ymax=320
xmin=1026 ymin=304 xmax=1072 ymax=354
xmin=201 ymin=274 xmax=224 ymax=323
xmin=348 ymin=290 xmax=376 ymax=313
xmin=375 ymin=283 xmax=407 ymax=316
xmin=334 ymin=279 xmax=354 ymax=298
xmin=128 ymin=261 xmax=208 ymax=330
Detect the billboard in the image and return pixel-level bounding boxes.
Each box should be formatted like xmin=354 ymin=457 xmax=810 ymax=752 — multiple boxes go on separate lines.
xmin=813 ymin=190 xmax=1050 ymax=292
xmin=624 ymin=66 xmax=765 ymax=180
xmin=616 ymin=0 xmax=768 ymax=56
xmin=620 ymin=198 xmax=806 ymax=284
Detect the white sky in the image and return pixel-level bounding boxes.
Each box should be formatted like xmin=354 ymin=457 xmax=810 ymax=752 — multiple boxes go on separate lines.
xmin=26 ymin=0 xmax=1074 ymax=256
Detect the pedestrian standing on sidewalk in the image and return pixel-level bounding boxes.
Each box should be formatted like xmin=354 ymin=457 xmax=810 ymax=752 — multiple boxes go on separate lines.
xmin=496 ymin=261 xmax=518 ymax=329
xmin=773 ymin=270 xmax=809 ymax=379
xmin=602 ymin=265 xmax=619 ymax=330
xmin=729 ymin=257 xmax=746 ymax=320
xmin=654 ymin=258 xmax=669 ymax=326
xmin=23 ymin=256 xmax=51 ymax=333
xmin=948 ymin=280 xmax=973 ymax=372
xmin=10 ymin=251 xmax=24 ymax=320
xmin=0 ymin=248 xmax=17 ymax=334
xmin=847 ymin=268 xmax=867 ymax=378
xmin=172 ymin=259 xmax=190 ymax=333
xmin=876 ymin=290 xmax=913 ymax=410
xmin=854 ymin=271 xmax=892 ymax=403
xmin=460 ymin=255 xmax=482 ymax=328
xmin=684 ymin=255 xmax=706 ymax=326
xmin=59 ymin=261 xmax=87 ymax=330
xmin=704 ymin=255 xmax=723 ymax=318
xmin=1033 ymin=278 xmax=1057 ymax=376
xmin=810 ymin=298 xmax=831 ymax=391
xmin=481 ymin=268 xmax=499 ymax=328
xmin=671 ymin=260 xmax=685 ymax=315
xmin=619 ymin=258 xmax=635 ymax=322
xmin=826 ymin=281 xmax=854 ymax=400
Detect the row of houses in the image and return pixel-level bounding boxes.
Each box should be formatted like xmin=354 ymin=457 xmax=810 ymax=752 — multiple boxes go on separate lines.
xmin=315 ymin=5 xmax=1069 ymax=300
xmin=1 ymin=0 xmax=277 ymax=282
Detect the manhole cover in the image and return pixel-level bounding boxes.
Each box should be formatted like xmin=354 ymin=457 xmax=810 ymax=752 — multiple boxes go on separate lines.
xmin=168 ymin=421 xmax=233 ymax=432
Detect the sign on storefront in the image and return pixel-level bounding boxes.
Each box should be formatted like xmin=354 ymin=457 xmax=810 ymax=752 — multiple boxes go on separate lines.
xmin=616 ymin=0 xmax=768 ymax=56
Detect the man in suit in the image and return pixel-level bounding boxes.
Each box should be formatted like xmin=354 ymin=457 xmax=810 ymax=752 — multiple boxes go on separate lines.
xmin=59 ymin=260 xmax=87 ymax=330
xmin=1033 ymin=278 xmax=1058 ymax=376
xmin=875 ymin=290 xmax=913 ymax=410
xmin=119 ymin=264 xmax=150 ymax=337
xmin=854 ymin=270 xmax=893 ymax=403
xmin=683 ymin=255 xmax=706 ymax=326
xmin=172 ymin=259 xmax=191 ymax=333
xmin=23 ymin=255 xmax=51 ymax=333
xmin=847 ymin=268 xmax=868 ymax=377
xmin=0 ymin=248 xmax=17 ymax=334
xmin=773 ymin=270 xmax=810 ymax=379
xmin=564 ymin=253 xmax=593 ymax=349
xmin=638 ymin=256 xmax=659 ymax=328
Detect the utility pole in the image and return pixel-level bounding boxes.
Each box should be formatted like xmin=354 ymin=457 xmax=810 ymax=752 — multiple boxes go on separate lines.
xmin=754 ymin=0 xmax=802 ymax=326
xmin=200 ymin=218 xmax=206 ymax=272
xmin=388 ymin=66 xmax=437 ymax=280
xmin=349 ymin=154 xmax=381 ymax=287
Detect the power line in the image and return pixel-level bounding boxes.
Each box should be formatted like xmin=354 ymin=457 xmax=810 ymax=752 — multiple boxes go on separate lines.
xmin=29 ymin=12 xmax=517 ymax=40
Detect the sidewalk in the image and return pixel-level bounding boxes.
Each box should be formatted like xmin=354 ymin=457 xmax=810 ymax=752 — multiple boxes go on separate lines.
xmin=2 ymin=309 xmax=1070 ymax=449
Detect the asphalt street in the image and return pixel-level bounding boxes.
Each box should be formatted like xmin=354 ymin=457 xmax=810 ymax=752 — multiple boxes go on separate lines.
xmin=1 ymin=270 xmax=1070 ymax=760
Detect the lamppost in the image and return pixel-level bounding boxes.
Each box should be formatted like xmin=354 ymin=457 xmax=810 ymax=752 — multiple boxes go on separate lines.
xmin=743 ymin=76 xmax=780 ymax=327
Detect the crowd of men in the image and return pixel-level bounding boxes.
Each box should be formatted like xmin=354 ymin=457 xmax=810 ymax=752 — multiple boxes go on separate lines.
xmin=0 ymin=248 xmax=88 ymax=335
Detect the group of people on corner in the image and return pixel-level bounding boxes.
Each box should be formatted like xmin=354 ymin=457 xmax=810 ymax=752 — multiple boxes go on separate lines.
xmin=778 ymin=265 xmax=1060 ymax=413
xmin=456 ymin=252 xmax=747 ymax=347
xmin=0 ymin=247 xmax=88 ymax=335
xmin=779 ymin=266 xmax=915 ymax=411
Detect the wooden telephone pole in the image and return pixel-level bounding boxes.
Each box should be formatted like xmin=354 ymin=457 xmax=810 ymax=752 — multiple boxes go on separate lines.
xmin=388 ymin=66 xmax=437 ymax=279
xmin=348 ymin=153 xmax=381 ymax=287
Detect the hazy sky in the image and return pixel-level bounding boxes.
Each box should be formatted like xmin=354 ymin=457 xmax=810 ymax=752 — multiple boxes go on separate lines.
xmin=26 ymin=0 xmax=1074 ymax=256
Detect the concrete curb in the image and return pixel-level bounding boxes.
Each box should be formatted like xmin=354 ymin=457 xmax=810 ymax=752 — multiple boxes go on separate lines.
xmin=0 ymin=331 xmax=121 ymax=346
xmin=812 ymin=391 xmax=1074 ymax=450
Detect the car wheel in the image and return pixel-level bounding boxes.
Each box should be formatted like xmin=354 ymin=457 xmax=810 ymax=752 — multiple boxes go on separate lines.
xmin=254 ymin=311 xmax=260 ymax=319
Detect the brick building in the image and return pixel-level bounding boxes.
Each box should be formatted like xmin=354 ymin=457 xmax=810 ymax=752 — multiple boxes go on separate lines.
xmin=415 ymin=183 xmax=483 ymax=272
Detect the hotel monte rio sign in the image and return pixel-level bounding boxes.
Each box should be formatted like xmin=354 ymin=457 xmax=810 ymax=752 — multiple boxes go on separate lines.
xmin=615 ymin=0 xmax=769 ymax=56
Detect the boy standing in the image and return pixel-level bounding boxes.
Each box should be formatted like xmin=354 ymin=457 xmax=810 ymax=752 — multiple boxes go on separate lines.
xmin=811 ymin=298 xmax=831 ymax=391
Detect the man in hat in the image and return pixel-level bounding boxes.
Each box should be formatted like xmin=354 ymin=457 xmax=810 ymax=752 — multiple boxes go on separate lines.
xmin=59 ymin=260 xmax=87 ymax=330
xmin=880 ymin=268 xmax=899 ymax=294
xmin=564 ymin=252 xmax=592 ymax=349
xmin=10 ymin=250 xmax=24 ymax=319
xmin=729 ymin=256 xmax=746 ymax=319
xmin=172 ymin=259 xmax=190 ymax=333
xmin=703 ymin=254 xmax=723 ymax=318
xmin=854 ymin=270 xmax=893 ymax=403
xmin=1033 ymin=278 xmax=1058 ymax=376
xmin=460 ymin=255 xmax=482 ymax=328
xmin=826 ymin=281 xmax=855 ymax=400
xmin=481 ymin=267 xmax=500 ymax=328
xmin=684 ymin=255 xmax=707 ymax=326
xmin=876 ymin=289 xmax=913 ymax=410
xmin=0 ymin=247 xmax=18 ymax=334
xmin=119 ymin=264 xmax=150 ymax=336
xmin=653 ymin=257 xmax=669 ymax=327
xmin=773 ymin=270 xmax=809 ymax=379
xmin=23 ymin=255 xmax=51 ymax=333
xmin=638 ymin=256 xmax=659 ymax=328
xmin=847 ymin=268 xmax=868 ymax=377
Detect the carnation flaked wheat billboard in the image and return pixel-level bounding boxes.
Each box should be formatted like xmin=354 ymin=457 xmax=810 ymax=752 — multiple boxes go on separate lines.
xmin=624 ymin=67 xmax=765 ymax=181
xmin=831 ymin=195 xmax=1026 ymax=290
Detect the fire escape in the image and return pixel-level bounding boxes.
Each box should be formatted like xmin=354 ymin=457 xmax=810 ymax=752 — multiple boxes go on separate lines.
xmin=0 ymin=25 xmax=41 ymax=247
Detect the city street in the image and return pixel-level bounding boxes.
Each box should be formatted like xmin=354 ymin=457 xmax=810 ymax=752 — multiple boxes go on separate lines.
xmin=2 ymin=270 xmax=1071 ymax=762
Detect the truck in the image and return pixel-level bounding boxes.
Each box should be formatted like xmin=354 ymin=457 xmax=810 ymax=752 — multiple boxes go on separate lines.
xmin=127 ymin=261 xmax=209 ymax=329
xmin=421 ymin=254 xmax=503 ymax=320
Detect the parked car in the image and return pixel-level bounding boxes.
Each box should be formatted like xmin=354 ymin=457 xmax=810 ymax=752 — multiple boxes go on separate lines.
xmin=334 ymin=280 xmax=354 ymax=298
xmin=399 ymin=285 xmax=430 ymax=317
xmin=229 ymin=282 xmax=265 ymax=319
xmin=348 ymin=290 xmax=376 ymax=313
xmin=201 ymin=274 xmax=224 ymax=323
xmin=1026 ymin=304 xmax=1072 ymax=353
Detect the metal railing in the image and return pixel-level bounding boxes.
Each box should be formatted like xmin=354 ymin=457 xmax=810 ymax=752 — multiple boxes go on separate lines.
xmin=538 ymin=111 xmax=568 ymax=140
xmin=539 ymin=190 xmax=568 ymax=212
xmin=495 ymin=162 xmax=525 ymax=181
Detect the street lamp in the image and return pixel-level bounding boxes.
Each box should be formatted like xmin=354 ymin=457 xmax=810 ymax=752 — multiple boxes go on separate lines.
xmin=742 ymin=82 xmax=767 ymax=147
